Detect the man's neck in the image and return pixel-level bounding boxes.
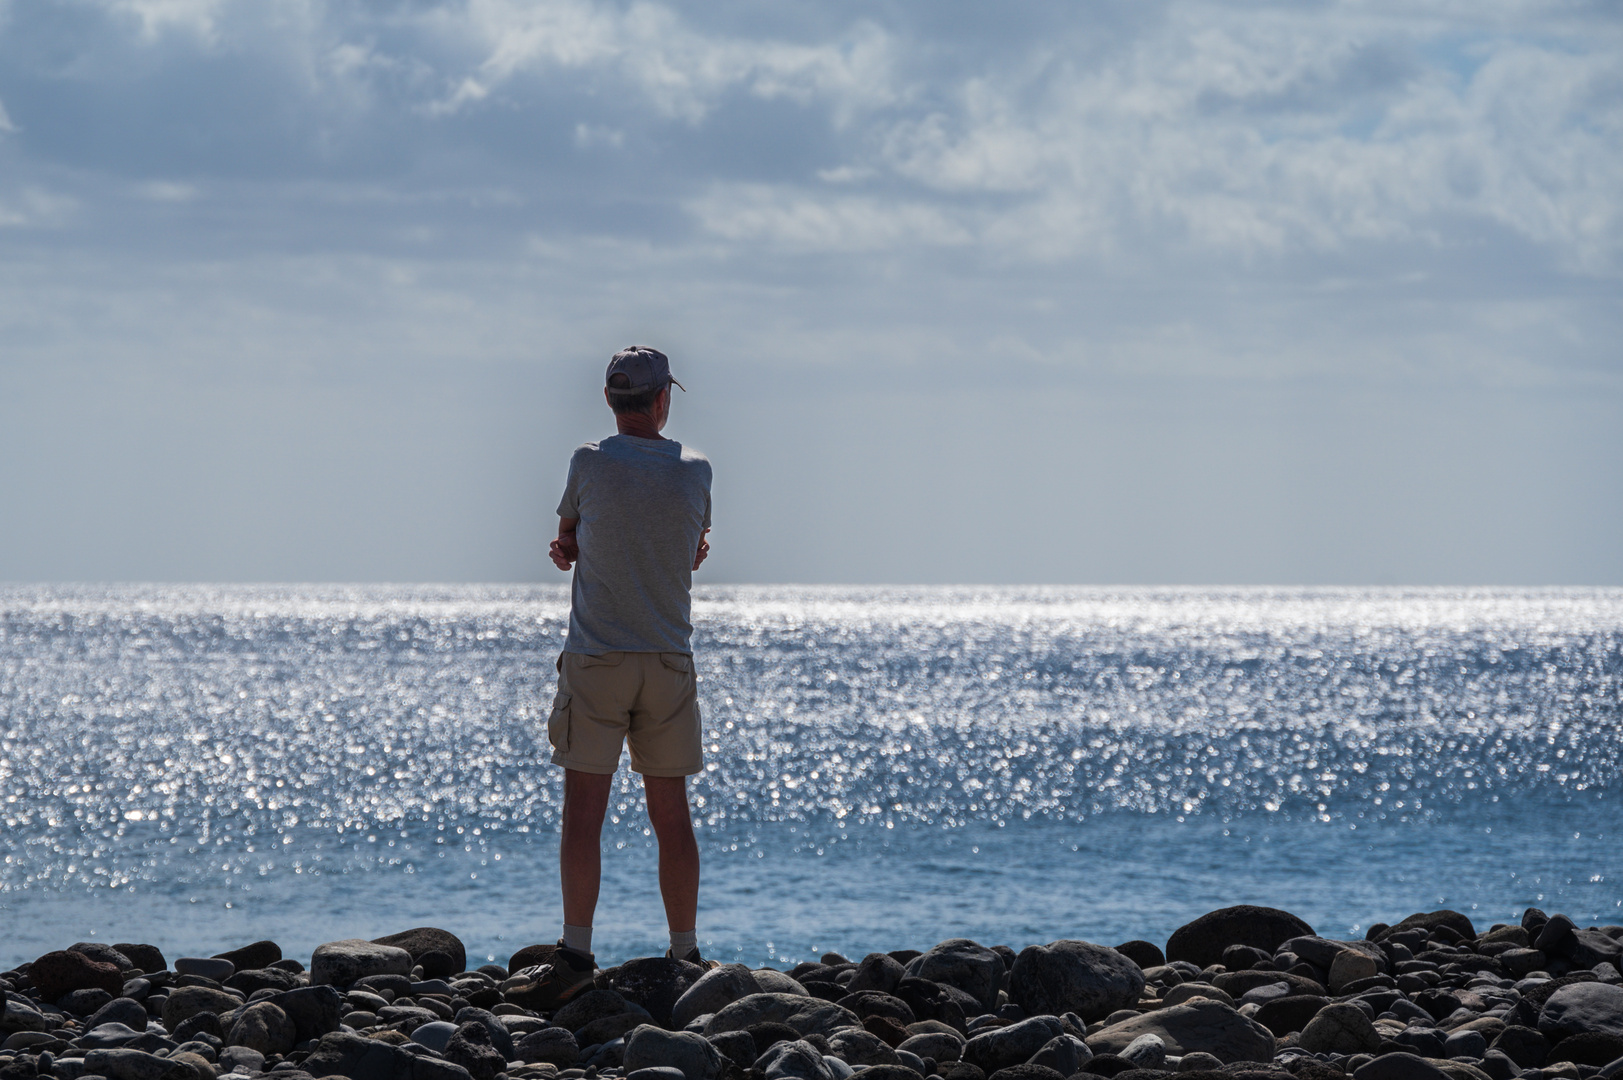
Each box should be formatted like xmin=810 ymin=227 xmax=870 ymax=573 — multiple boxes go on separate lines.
xmin=615 ymin=412 xmax=664 ymax=440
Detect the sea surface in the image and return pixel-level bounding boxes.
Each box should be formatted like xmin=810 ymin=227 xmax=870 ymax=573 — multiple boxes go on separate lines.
xmin=1 ymin=585 xmax=1619 ymax=971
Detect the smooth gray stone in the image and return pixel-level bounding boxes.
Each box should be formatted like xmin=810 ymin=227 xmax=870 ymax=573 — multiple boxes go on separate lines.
xmin=749 ymin=970 xmax=810 ymax=997
xmin=3 ymin=1000 xmax=55 ymax=1034
xmin=1445 ymin=1030 xmax=1490 ymax=1058
xmin=1353 ymin=1052 xmax=1453 ymax=1080
xmin=310 ymin=942 xmax=413 ymax=989
xmin=227 ymin=1002 xmax=297 ymax=1057
xmin=409 ymin=1023 xmax=459 ymax=1053
xmin=671 ymin=967 xmax=762 ymax=1031
xmin=1009 ymin=941 xmax=1146 ymax=1022
xmin=1030 ymin=1033 xmax=1093 ymax=1075
xmin=175 ymin=960 xmax=236 ymax=984
xmin=74 ymin=1025 xmax=148 ymax=1050
xmin=218 ymin=1046 xmax=266 ymax=1075
xmin=702 ymin=994 xmax=859 ymax=1040
xmin=963 ymin=1015 xmax=1067 ymax=1072
xmin=1540 ymin=984 xmax=1623 ymax=1040
xmin=622 ymin=1025 xmax=723 ymax=1080
xmin=1122 ymin=1032 xmax=1169 ymax=1069
xmin=903 ymin=940 xmax=1004 ymax=1014
xmin=751 ymin=1040 xmax=834 ymax=1080
xmin=1087 ymin=999 xmax=1276 ymax=1064
xmin=897 ymin=1031 xmax=964 ymax=1062
xmin=825 ymin=1027 xmax=899 ymax=1067
xmin=86 ymin=1001 xmax=150 ymax=1033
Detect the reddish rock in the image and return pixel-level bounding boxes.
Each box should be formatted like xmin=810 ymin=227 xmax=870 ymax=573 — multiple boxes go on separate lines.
xmin=30 ymin=950 xmax=126 ymax=1002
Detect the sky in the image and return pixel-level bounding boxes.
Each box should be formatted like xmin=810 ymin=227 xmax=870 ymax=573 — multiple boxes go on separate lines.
xmin=0 ymin=0 xmax=1619 ymax=585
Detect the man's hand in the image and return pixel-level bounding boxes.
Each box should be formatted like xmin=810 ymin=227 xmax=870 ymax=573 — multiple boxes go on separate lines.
xmin=551 ymin=518 xmax=579 ymax=571
xmin=693 ymin=529 xmax=710 ymax=572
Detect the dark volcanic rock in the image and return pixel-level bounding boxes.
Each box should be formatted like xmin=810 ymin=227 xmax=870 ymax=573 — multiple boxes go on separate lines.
xmin=302 ymin=1029 xmax=474 ymax=1080
xmin=836 ymin=990 xmax=917 ymax=1026
xmin=505 ymin=943 xmax=557 ymax=972
xmin=311 ymin=940 xmax=413 ymax=988
xmin=70 ymin=943 xmax=137 ymax=972
xmin=160 ymin=986 xmax=240 ymax=1030
xmin=1548 ymin=1032 xmax=1623 ymax=1066
xmin=1086 ymin=1000 xmax=1275 ymax=1064
xmin=1009 ymin=941 xmax=1146 ymax=1022
xmin=172 ymin=1010 xmax=225 ymax=1043
xmin=443 ymin=1022 xmax=505 ymax=1080
xmin=1166 ymin=908 xmax=1316 ymax=970
xmin=213 ymin=942 xmax=282 ymax=973
xmin=514 ymin=1028 xmax=579 ymax=1067
xmin=962 ymin=1016 xmax=1067 ymax=1073
xmin=905 ymin=940 xmax=1006 ymax=1014
xmin=88 ymin=997 xmax=152 ymax=1031
xmin=610 ymin=956 xmax=706 ymax=1028
xmin=266 ymin=985 xmax=344 ymax=1044
xmin=1211 ymin=971 xmax=1326 ymax=999
xmin=1379 ymin=912 xmax=1477 ymax=943
xmin=552 ymin=988 xmax=643 ymax=1032
xmin=1351 ymin=1053 xmax=1451 ymax=1080
xmin=371 ymin=930 xmax=467 ymax=979
xmin=1539 ymin=982 xmax=1623 ymax=1040
xmin=1254 ymin=996 xmax=1330 ymax=1037
xmin=702 ymin=993 xmax=860 ymax=1039
xmin=32 ymin=950 xmax=127 ymax=1002
xmin=848 ymin=953 xmax=908 ymax=995
xmin=1116 ymin=942 xmax=1167 ymax=970
xmin=672 ymin=965 xmax=763 ymax=1030
xmin=1489 ymin=1026 xmax=1549 ymax=1068
xmin=61 ymin=987 xmax=116 ymax=1015
xmin=226 ymin=967 xmax=301 ymax=995
xmin=114 ymin=944 xmax=168 ymax=974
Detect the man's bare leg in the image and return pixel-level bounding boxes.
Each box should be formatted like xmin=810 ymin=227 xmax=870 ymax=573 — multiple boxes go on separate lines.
xmin=560 ymin=768 xmax=614 ymax=932
xmin=644 ymin=774 xmax=699 ymax=935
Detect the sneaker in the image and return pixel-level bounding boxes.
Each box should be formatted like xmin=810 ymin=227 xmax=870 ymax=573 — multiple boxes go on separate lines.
xmin=514 ymin=942 xmax=596 ymax=1010
xmin=667 ymin=946 xmax=720 ymax=970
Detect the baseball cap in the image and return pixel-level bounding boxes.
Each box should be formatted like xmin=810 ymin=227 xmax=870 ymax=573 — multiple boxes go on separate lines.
xmin=605 ymin=346 xmax=686 ymax=395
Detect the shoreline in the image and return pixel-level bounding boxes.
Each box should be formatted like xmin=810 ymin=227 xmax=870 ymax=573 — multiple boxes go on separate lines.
xmin=4 ymin=905 xmax=1622 ymax=1080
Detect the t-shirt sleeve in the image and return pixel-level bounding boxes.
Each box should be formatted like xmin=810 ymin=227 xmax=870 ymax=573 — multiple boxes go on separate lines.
xmin=555 ymin=448 xmax=585 ymax=519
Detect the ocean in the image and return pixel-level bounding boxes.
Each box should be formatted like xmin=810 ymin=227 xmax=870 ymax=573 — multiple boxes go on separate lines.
xmin=1 ymin=585 xmax=1619 ymax=970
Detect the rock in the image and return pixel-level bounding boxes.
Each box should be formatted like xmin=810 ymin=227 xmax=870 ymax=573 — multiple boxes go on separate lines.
xmin=161 ymin=986 xmax=242 ymax=1031
xmin=514 ymin=1028 xmax=579 ymax=1067
xmin=1179 ymin=1052 xmax=1224 ymax=1071
xmin=848 ymin=954 xmax=908 ymax=996
xmin=76 ymin=1021 xmax=149 ymax=1048
xmin=1535 ymin=917 xmax=1578 ymax=953
xmin=173 ymin=958 xmax=235 ymax=983
xmin=1166 ymin=908 xmax=1316 ymax=970
xmin=1253 ymin=996 xmax=1329 ymax=1037
xmin=443 ymin=1022 xmax=505 ymax=1080
xmin=576 ymin=1012 xmax=654 ymax=1046
xmin=1120 ymin=1033 xmax=1167 ymax=1069
xmin=621 ymin=1024 xmax=723 ymax=1079
xmin=1330 ymin=954 xmax=1379 ymax=994
xmin=1381 ymin=913 xmax=1477 ymax=943
xmin=836 ymin=991 xmax=916 ymax=1027
xmin=32 ymin=950 xmax=128 ymax=1002
xmin=1443 ymin=1031 xmax=1490 ymax=1059
xmin=87 ymin=999 xmax=152 ymax=1033
xmin=61 ymin=987 xmax=116 ymax=1015
xmin=1549 ymin=1032 xmax=1623 ymax=1066
xmin=963 ymin=1017 xmax=1066 ymax=1072
xmin=627 ymin=1069 xmax=690 ymax=1080
xmin=1162 ymin=985 xmax=1236 ymax=1009
xmin=225 ymin=968 xmax=301 ymax=996
xmin=173 ymin=1011 xmax=225 ymax=1043
xmin=938 ymin=1065 xmax=987 ymax=1080
xmin=68 ymin=944 xmax=136 ymax=972
xmin=1500 ymin=951 xmax=1546 ymax=978
xmin=409 ymin=1022 xmax=459 ymax=1053
xmin=1009 ymin=942 xmax=1145 ymax=1022
xmin=227 ymin=1002 xmax=296 ymax=1057
xmin=302 ymin=1030 xmax=474 ymax=1080
xmin=1539 ymin=984 xmax=1623 ymax=1040
xmin=114 ymin=944 xmax=168 ymax=974
xmin=451 ymin=1008 xmax=514 ymax=1060
xmin=1352 ymin=1053 xmax=1452 ymax=1080
xmin=752 ymin=969 xmax=812 ymax=996
xmin=894 ymin=977 xmax=975 ymax=1031
xmin=611 ymin=958 xmax=707 ymax=1028
xmin=265 ymin=986 xmax=344 ymax=1044
xmin=988 ymin=1067 xmax=1064 ymax=1080
xmin=827 ymin=1028 xmax=900 ymax=1066
xmin=552 ymin=989 xmax=645 ymax=1033
xmin=1086 ymin=1000 xmax=1275 ymax=1064
xmin=900 ymin=1031 xmax=966 ymax=1061
xmin=1477 ymin=1050 xmax=1519 ymax=1080
xmin=904 ymin=941 xmax=1005 ymax=1014
xmin=83 ymin=1049 xmax=196 ymax=1080
xmin=371 ymin=931 xmax=467 ymax=981
xmin=1490 ymin=1027 xmax=1549 ymax=1069
xmin=1211 ymin=972 xmax=1326 ymax=1000
xmin=1281 ymin=938 xmax=1382 ymax=973
xmin=213 ymin=942 xmax=282 ymax=973
xmin=1 ymin=1000 xmax=52 ymax=1034
xmin=311 ymin=942 xmax=414 ymax=988
xmin=219 ymin=1045 xmax=266 ymax=1074
xmin=1299 ymin=1003 xmax=1382 ymax=1055
xmin=1560 ymin=932 xmax=1623 ymax=971
xmin=703 ymin=993 xmax=860 ymax=1039
xmin=1029 ymin=1033 xmax=1091 ymax=1074
xmin=751 ymin=1039 xmax=836 ymax=1079
xmin=672 ymin=966 xmax=764 ymax=1030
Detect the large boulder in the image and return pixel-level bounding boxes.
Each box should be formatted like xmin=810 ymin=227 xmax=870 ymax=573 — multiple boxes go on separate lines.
xmin=1086 ymin=999 xmax=1275 ymax=1063
xmin=672 ymin=965 xmax=763 ymax=1030
xmin=1539 ymin=983 xmax=1623 ymax=1040
xmin=904 ymin=939 xmax=1004 ymax=1014
xmin=1166 ymin=907 xmax=1315 ymax=969
xmin=227 ymin=1001 xmax=297 ymax=1057
xmin=611 ymin=957 xmax=707 ymax=1027
xmin=1298 ymin=1003 xmax=1383 ymax=1055
xmin=962 ymin=1016 xmax=1067 ymax=1073
xmin=372 ymin=929 xmax=468 ymax=980
xmin=31 ymin=950 xmax=127 ymax=1001
xmin=623 ymin=1025 xmax=724 ymax=1080
xmin=702 ymin=993 xmax=860 ymax=1039
xmin=312 ymin=940 xmax=414 ymax=987
xmin=1009 ymin=941 xmax=1146 ymax=1021
xmin=160 ymin=985 xmax=242 ymax=1030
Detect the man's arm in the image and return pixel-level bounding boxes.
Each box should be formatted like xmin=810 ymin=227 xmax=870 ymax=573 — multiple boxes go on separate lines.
xmin=550 ymin=517 xmax=579 ymax=571
xmin=693 ymin=528 xmax=710 ymax=572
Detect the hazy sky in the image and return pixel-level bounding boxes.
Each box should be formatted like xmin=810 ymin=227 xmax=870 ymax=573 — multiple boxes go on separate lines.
xmin=1 ymin=0 xmax=1619 ymax=585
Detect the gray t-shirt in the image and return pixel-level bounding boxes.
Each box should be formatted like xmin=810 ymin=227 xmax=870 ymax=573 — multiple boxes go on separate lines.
xmin=556 ymin=435 xmax=713 ymax=655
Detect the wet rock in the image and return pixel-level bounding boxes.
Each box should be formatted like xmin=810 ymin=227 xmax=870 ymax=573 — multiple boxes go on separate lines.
xmin=213 ymin=943 xmax=281 ymax=974
xmin=1086 ymin=1000 xmax=1275 ymax=1064
xmin=848 ymin=955 xmax=907 ymax=996
xmin=1167 ymin=908 xmax=1316 ymax=970
xmin=1351 ymin=1053 xmax=1452 ymax=1080
xmin=963 ymin=1016 xmax=1066 ymax=1073
xmin=161 ymin=987 xmax=241 ymax=1031
xmin=703 ymin=993 xmax=859 ymax=1040
xmin=622 ymin=1024 xmax=723 ymax=1080
xmin=1300 ymin=1004 xmax=1382 ymax=1055
xmin=174 ymin=960 xmax=235 ymax=983
xmin=311 ymin=942 xmax=414 ymax=989
xmin=442 ymin=1022 xmax=504 ymax=1080
xmin=32 ymin=951 xmax=128 ymax=1002
xmin=1009 ymin=942 xmax=1145 ymax=1022
xmin=611 ymin=958 xmax=707 ymax=1028
xmin=227 ymin=1002 xmax=296 ymax=1057
xmin=113 ymin=945 xmax=168 ymax=975
xmin=905 ymin=941 xmax=1006 ymax=1014
xmin=370 ymin=932 xmax=467 ymax=982
xmin=1538 ymin=984 xmax=1623 ymax=1040
xmin=672 ymin=966 xmax=763 ymax=1030
xmin=514 ymin=1028 xmax=578 ymax=1067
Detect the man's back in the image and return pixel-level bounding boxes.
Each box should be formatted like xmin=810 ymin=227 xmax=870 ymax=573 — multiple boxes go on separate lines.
xmin=558 ymin=433 xmax=712 ymax=656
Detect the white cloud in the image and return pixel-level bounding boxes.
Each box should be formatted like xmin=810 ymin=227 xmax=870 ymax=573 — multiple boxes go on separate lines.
xmin=688 ymin=184 xmax=971 ymax=252
xmin=101 ymin=0 xmax=227 ymax=43
xmin=0 ymin=99 xmax=15 ymax=134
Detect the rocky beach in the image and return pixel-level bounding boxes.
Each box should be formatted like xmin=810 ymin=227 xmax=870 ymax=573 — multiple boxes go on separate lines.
xmin=4 ymin=906 xmax=1623 ymax=1080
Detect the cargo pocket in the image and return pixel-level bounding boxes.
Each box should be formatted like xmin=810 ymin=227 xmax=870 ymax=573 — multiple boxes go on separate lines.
xmin=546 ymin=692 xmax=572 ymax=754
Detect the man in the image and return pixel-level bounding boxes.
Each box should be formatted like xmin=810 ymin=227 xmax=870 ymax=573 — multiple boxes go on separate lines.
xmin=532 ymin=345 xmax=715 ymax=1007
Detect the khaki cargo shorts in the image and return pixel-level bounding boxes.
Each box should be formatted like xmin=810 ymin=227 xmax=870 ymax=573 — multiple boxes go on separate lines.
xmin=548 ymin=651 xmax=703 ymax=777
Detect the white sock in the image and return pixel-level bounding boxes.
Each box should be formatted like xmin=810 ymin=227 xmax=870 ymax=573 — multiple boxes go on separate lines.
xmin=561 ymin=924 xmax=593 ymax=955
xmin=669 ymin=928 xmax=698 ymax=957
